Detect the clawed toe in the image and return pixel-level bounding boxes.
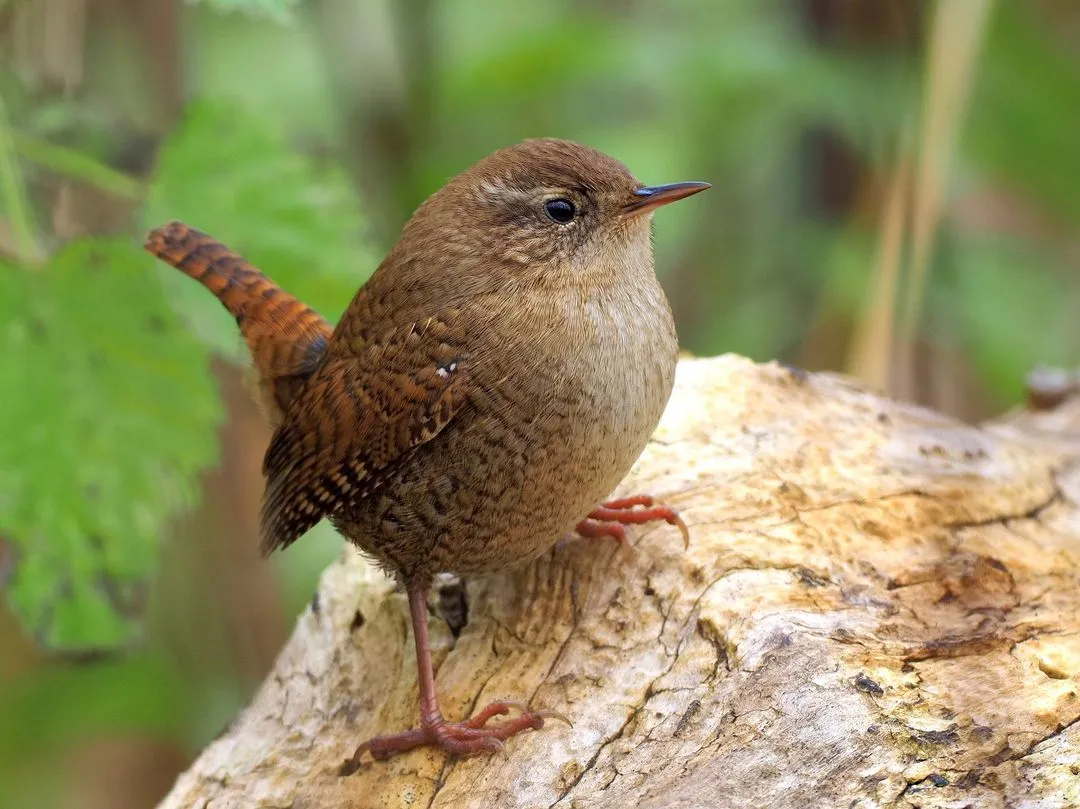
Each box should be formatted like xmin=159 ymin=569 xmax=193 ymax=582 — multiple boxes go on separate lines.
xmin=576 ymin=493 xmax=689 ymax=548
xmin=345 ymin=701 xmax=558 ymax=767
xmin=431 ymin=726 xmax=508 ymax=758
xmin=534 ymin=707 xmax=573 ymax=728
xmin=576 ymin=518 xmax=629 ymax=545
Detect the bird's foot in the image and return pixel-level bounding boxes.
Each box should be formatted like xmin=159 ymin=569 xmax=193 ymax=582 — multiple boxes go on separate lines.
xmin=345 ymin=701 xmax=567 ymax=767
xmin=576 ymin=494 xmax=689 ymax=548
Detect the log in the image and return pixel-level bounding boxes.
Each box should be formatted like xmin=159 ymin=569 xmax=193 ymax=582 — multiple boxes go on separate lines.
xmin=158 ymin=355 xmax=1080 ymax=809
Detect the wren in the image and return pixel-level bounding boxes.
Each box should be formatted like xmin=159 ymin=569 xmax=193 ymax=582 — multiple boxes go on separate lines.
xmin=145 ymin=138 xmax=709 ymax=762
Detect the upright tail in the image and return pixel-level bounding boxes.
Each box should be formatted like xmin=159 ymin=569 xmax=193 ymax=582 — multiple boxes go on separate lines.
xmin=144 ymin=220 xmax=333 ymax=426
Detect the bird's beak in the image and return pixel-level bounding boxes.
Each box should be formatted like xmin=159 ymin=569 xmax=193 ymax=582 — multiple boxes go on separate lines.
xmin=622 ymin=181 xmax=711 ymax=218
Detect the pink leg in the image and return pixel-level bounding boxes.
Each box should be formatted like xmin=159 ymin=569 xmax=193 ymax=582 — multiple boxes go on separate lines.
xmin=345 ymin=587 xmax=566 ymax=767
xmin=575 ymin=494 xmax=689 ymax=548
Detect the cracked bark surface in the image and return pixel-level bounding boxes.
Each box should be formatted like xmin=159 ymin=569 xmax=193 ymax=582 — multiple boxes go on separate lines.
xmin=158 ymin=355 xmax=1080 ymax=809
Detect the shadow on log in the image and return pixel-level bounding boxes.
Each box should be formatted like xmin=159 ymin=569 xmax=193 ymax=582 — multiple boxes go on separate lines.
xmin=159 ymin=355 xmax=1080 ymax=809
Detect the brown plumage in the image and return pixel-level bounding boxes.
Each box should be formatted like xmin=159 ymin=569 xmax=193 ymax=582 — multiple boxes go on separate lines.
xmin=144 ymin=222 xmax=332 ymax=429
xmin=145 ymin=138 xmax=708 ymax=762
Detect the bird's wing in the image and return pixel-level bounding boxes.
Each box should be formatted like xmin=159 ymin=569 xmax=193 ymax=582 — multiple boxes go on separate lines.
xmin=259 ymin=315 xmax=469 ymax=554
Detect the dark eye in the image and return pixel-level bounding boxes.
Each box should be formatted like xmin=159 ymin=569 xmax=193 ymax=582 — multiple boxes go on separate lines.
xmin=544 ymin=198 xmax=576 ymax=224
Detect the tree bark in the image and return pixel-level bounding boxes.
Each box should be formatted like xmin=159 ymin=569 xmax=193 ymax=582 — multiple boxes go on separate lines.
xmin=157 ymin=355 xmax=1080 ymax=809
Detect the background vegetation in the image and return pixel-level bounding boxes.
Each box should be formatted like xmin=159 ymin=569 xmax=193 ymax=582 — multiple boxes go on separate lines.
xmin=1 ymin=1 xmax=1077 ymax=806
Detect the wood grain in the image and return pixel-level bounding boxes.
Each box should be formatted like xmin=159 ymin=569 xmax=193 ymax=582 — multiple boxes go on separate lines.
xmin=158 ymin=355 xmax=1080 ymax=809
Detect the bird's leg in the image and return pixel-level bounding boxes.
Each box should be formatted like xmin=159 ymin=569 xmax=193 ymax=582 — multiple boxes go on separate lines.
xmin=346 ymin=586 xmax=564 ymax=766
xmin=576 ymin=494 xmax=689 ymax=548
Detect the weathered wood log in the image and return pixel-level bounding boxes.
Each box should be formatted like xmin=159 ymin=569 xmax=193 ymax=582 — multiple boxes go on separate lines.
xmin=158 ymin=355 xmax=1080 ymax=809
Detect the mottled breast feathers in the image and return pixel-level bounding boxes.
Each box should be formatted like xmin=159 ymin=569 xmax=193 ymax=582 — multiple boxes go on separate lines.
xmin=259 ymin=314 xmax=470 ymax=555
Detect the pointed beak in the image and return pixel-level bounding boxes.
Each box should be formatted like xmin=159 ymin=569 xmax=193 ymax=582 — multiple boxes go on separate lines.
xmin=622 ymin=181 xmax=711 ymax=218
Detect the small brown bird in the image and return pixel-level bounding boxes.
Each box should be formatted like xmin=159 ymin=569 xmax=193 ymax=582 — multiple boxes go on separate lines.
xmin=145 ymin=138 xmax=708 ymax=762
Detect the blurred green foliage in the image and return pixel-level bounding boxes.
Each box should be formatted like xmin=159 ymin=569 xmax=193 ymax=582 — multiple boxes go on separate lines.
xmin=0 ymin=1 xmax=1078 ymax=807
xmin=194 ymin=0 xmax=300 ymax=24
xmin=142 ymin=99 xmax=377 ymax=360
xmin=0 ymin=241 xmax=219 ymax=649
xmin=1 ymin=100 xmax=378 ymax=651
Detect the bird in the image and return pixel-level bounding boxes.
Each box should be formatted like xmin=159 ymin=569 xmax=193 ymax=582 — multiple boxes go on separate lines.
xmin=145 ymin=138 xmax=709 ymax=763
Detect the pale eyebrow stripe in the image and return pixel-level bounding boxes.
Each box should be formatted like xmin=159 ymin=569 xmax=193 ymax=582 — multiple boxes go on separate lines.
xmin=476 ymin=178 xmax=571 ymax=204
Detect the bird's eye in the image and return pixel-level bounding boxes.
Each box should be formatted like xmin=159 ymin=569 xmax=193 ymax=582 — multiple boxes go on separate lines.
xmin=543 ymin=198 xmax=576 ymax=224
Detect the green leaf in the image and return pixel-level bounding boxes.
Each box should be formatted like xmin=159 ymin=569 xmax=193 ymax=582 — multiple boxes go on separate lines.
xmin=143 ymin=99 xmax=378 ymax=360
xmin=0 ymin=241 xmax=221 ymax=650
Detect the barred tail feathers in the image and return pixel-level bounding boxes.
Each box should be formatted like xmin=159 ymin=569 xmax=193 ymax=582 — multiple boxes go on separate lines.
xmin=144 ymin=221 xmax=333 ymax=423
